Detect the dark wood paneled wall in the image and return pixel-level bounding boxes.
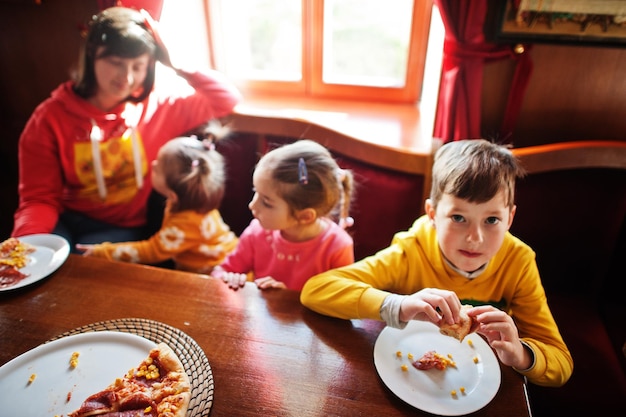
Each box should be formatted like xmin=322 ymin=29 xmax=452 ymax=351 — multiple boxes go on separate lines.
xmin=516 ymin=44 xmax=626 ymax=144
xmin=482 ymin=44 xmax=626 ymax=147
xmin=0 ymin=0 xmax=98 ymax=237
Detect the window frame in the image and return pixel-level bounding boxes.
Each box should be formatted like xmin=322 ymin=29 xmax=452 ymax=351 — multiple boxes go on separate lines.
xmin=205 ymin=0 xmax=433 ymax=104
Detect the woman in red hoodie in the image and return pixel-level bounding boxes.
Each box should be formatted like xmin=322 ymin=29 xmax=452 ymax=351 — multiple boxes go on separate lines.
xmin=11 ymin=7 xmax=241 ymax=250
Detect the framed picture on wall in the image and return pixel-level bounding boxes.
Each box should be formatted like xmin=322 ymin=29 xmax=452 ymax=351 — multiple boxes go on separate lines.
xmin=493 ymin=0 xmax=626 ymax=47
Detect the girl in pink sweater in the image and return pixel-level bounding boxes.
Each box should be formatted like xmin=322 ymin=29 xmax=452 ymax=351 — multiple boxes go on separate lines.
xmin=212 ymin=140 xmax=355 ymax=291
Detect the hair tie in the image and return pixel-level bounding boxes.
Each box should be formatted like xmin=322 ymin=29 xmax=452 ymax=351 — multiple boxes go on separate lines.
xmin=337 ymin=168 xmax=346 ymax=182
xmin=298 ymin=158 xmax=308 ymax=185
xmin=202 ymin=138 xmax=215 ymax=151
xmin=339 ymin=216 xmax=355 ymax=229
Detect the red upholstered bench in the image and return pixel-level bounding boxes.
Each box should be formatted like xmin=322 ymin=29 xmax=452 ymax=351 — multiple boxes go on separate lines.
xmin=511 ymin=142 xmax=626 ymax=417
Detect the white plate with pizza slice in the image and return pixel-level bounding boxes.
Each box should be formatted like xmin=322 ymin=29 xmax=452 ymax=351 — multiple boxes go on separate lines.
xmin=373 ymin=320 xmax=501 ymax=416
xmin=0 ymin=331 xmax=156 ymax=416
xmin=0 ymin=233 xmax=70 ymax=291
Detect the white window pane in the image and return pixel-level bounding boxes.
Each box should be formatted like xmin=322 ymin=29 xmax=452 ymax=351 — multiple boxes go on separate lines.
xmin=216 ymin=0 xmax=302 ymax=81
xmin=323 ymin=0 xmax=413 ymax=87
xmin=160 ymin=0 xmax=210 ymax=70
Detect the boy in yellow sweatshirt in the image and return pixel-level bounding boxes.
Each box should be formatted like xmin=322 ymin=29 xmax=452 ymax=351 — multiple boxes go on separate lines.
xmin=301 ymin=139 xmax=572 ymax=387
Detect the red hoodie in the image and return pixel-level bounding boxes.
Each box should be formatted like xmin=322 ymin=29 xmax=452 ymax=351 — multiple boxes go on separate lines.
xmin=12 ymin=68 xmax=241 ymax=237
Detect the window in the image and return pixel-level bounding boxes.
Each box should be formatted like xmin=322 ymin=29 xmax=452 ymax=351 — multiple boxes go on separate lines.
xmin=206 ymin=0 xmax=433 ymax=103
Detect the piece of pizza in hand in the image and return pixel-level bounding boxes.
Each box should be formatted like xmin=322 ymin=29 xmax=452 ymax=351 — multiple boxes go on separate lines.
xmin=69 ymin=342 xmax=191 ymax=417
xmin=439 ymin=304 xmax=478 ymax=342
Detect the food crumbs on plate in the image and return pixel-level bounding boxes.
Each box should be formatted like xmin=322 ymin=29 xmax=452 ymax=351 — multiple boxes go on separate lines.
xmin=67 ymin=391 xmax=72 ymax=402
xmin=467 ymin=338 xmax=474 ymax=347
xmin=27 ymin=373 xmax=36 ymax=385
xmin=446 ymin=353 xmax=457 ymax=367
xmin=473 ymin=356 xmax=479 ymax=364
xmin=450 ymin=389 xmax=457 ymax=397
xmin=69 ymin=351 xmax=80 ymax=369
xmin=460 ymin=386 xmax=466 ymax=395
xmin=396 ymin=350 xmax=402 ymax=358
xmin=401 ymin=364 xmax=408 ymax=372
xmin=407 ymin=353 xmax=414 ymax=360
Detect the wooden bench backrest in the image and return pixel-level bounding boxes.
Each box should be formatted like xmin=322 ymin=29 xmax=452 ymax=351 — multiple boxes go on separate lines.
xmin=513 ymin=140 xmax=626 ymax=174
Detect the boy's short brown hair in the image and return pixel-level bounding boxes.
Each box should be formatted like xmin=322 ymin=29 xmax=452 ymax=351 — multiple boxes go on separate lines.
xmin=429 ymin=139 xmax=525 ymax=209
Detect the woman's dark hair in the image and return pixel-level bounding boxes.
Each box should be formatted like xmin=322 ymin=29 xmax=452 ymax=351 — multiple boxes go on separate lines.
xmin=74 ymin=7 xmax=157 ymax=102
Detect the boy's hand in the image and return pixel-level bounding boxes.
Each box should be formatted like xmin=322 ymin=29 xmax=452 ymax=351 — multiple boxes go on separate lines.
xmin=254 ymin=276 xmax=287 ymax=290
xmin=468 ymin=305 xmax=532 ymax=370
xmin=399 ymin=288 xmax=462 ymax=325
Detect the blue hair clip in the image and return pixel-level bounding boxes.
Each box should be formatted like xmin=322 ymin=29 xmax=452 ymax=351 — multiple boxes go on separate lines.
xmin=298 ymin=157 xmax=308 ymax=185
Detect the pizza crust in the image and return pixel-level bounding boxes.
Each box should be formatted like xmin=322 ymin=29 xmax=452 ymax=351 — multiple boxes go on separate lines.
xmin=439 ymin=305 xmax=477 ymax=342
xmin=151 ymin=342 xmax=191 ymax=417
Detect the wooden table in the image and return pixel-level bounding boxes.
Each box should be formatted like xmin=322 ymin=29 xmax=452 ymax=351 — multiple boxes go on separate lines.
xmin=0 ymin=255 xmax=531 ymax=416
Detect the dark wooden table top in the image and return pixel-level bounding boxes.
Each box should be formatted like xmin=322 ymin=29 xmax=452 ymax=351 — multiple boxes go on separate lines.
xmin=0 ymin=255 xmax=531 ymax=416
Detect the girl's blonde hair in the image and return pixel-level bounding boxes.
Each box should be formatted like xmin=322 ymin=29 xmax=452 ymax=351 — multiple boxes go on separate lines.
xmin=258 ymin=140 xmax=354 ymax=225
xmin=158 ymin=136 xmax=226 ymax=213
xmin=430 ymin=139 xmax=525 ymax=209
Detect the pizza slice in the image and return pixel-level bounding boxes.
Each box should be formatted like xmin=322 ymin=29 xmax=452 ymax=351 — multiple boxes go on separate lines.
xmin=68 ymin=342 xmax=191 ymax=417
xmin=0 ymin=237 xmax=36 ymax=288
xmin=412 ymin=350 xmax=456 ymax=371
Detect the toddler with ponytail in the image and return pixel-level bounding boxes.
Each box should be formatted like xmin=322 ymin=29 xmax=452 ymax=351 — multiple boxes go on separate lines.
xmin=77 ymin=133 xmax=237 ymax=273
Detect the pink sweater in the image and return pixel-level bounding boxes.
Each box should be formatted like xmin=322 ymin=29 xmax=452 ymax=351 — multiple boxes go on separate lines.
xmin=218 ymin=219 xmax=354 ymax=291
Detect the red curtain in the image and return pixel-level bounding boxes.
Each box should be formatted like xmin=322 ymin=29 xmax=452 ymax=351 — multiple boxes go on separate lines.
xmin=433 ymin=0 xmax=533 ymax=143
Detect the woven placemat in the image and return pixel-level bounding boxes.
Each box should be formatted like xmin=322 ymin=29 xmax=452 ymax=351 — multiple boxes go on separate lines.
xmin=47 ymin=318 xmax=213 ymax=417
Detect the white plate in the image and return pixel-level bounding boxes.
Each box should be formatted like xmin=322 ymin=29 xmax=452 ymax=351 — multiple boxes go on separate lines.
xmin=0 ymin=331 xmax=156 ymax=416
xmin=1 ymin=233 xmax=70 ymax=291
xmin=374 ymin=320 xmax=501 ymax=416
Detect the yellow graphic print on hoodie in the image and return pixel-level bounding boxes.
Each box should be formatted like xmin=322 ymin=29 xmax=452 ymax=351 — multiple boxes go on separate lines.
xmin=74 ymin=127 xmax=147 ymax=204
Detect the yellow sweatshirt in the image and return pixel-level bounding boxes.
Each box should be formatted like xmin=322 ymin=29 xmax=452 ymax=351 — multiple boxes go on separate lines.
xmin=90 ymin=205 xmax=237 ymax=273
xmin=301 ymin=215 xmax=573 ymax=387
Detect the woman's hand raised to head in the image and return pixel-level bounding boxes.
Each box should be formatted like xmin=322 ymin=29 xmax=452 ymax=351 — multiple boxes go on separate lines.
xmin=140 ymin=9 xmax=173 ymax=69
